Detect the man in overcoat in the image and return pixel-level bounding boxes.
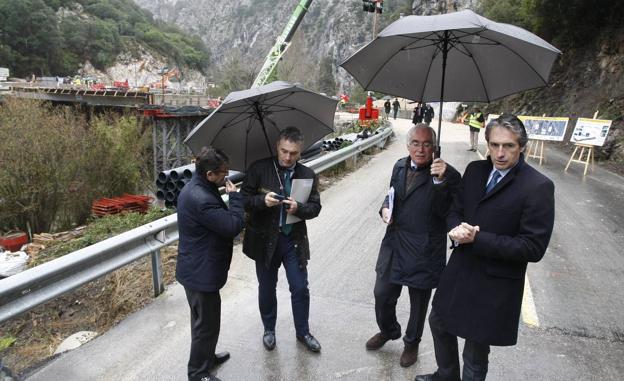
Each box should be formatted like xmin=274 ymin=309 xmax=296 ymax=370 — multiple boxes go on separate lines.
xmin=366 ymin=125 xmax=460 ymax=367
xmin=241 ymin=127 xmax=322 ymax=353
xmin=176 ymin=146 xmax=245 ymax=381
xmin=415 ymin=114 xmax=555 ymax=381
xmin=423 ymin=104 xmax=435 ymax=126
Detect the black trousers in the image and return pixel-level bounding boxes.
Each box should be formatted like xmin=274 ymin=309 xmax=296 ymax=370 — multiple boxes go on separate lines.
xmin=184 ymin=287 xmax=221 ymax=381
xmin=429 ymin=308 xmax=490 ymax=381
xmin=373 ymin=276 xmax=432 ymax=346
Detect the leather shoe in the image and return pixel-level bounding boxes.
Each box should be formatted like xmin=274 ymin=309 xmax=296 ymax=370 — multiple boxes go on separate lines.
xmin=365 ymin=332 xmax=398 ymax=350
xmin=200 ymin=376 xmax=222 ymax=381
xmin=400 ymin=343 xmax=419 ymax=367
xmin=297 ymin=333 xmax=321 ymax=352
xmin=263 ymin=330 xmax=276 ymax=351
xmin=414 ymin=374 xmax=435 ymax=381
xmin=214 ymin=351 xmax=230 ymax=366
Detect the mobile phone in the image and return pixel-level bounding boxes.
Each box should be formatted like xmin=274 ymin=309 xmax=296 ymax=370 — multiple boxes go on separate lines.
xmin=273 ymin=194 xmax=286 ymax=201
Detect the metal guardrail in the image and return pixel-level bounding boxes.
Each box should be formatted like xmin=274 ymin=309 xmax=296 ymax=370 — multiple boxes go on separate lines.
xmin=0 ymin=127 xmax=392 ymax=323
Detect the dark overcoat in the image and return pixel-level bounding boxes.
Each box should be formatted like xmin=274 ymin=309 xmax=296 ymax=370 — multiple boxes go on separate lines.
xmin=241 ymin=157 xmax=321 ymax=268
xmin=176 ymin=174 xmax=245 ymax=293
xmin=432 ymin=155 xmax=555 ymax=346
xmin=376 ymin=157 xmax=460 ymax=289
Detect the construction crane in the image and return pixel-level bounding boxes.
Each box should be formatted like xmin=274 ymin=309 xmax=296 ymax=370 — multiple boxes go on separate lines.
xmin=251 ymin=0 xmax=314 ymax=88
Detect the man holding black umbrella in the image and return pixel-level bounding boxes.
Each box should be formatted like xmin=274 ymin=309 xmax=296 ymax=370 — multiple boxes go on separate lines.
xmin=241 ymin=126 xmax=323 ymax=353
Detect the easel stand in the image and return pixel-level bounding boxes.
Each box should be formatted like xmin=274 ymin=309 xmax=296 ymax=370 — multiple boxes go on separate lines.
xmin=565 ymin=143 xmax=594 ymax=176
xmin=526 ymin=139 xmax=546 ymax=165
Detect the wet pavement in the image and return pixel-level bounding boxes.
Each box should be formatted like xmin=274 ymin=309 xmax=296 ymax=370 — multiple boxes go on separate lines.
xmin=25 ymin=118 xmax=624 ymax=380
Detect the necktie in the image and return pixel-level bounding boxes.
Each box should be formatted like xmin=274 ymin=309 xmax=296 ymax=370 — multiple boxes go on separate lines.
xmin=281 ymin=170 xmax=292 ymax=235
xmin=485 ymin=171 xmax=501 ymax=194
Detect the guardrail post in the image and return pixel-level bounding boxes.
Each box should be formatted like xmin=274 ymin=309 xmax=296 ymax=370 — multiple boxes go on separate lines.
xmin=151 ymin=249 xmax=164 ymax=297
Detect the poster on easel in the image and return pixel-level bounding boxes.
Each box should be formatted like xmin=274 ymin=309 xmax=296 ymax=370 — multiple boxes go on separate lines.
xmin=570 ymin=118 xmax=612 ymax=146
xmin=518 ymin=116 xmax=569 ymax=141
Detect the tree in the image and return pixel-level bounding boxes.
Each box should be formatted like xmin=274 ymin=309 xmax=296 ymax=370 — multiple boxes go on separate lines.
xmin=317 ymin=53 xmax=336 ymax=96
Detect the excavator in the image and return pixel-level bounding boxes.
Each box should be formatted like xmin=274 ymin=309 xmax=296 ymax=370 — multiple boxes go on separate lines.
xmin=252 ymin=0 xmax=314 ymax=87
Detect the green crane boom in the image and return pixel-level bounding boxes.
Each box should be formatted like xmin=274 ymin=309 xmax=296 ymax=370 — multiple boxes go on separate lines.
xmin=252 ymin=0 xmax=314 ymax=88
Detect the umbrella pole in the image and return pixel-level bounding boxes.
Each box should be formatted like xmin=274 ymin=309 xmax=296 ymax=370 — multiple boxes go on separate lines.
xmin=436 ymin=31 xmax=449 ymax=158
xmin=255 ymin=104 xmax=275 ymax=158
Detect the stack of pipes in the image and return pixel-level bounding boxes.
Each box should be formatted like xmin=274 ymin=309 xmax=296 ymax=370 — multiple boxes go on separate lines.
xmin=156 ymin=164 xmax=245 ymax=208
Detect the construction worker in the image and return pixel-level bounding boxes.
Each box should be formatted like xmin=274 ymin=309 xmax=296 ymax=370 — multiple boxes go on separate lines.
xmin=466 ymin=106 xmax=485 ymax=152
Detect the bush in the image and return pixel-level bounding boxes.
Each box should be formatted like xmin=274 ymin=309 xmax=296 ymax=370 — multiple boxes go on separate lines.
xmin=0 ymin=99 xmax=151 ymax=233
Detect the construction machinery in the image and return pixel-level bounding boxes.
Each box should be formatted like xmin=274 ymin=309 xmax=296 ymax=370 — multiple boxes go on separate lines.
xmin=251 ymin=0 xmax=313 ymax=87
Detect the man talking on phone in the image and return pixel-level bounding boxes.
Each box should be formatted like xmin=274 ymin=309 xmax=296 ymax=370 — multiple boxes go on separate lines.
xmin=177 ymin=146 xmax=244 ymax=381
xmin=366 ymin=124 xmax=460 ymax=368
xmin=241 ymin=126 xmax=323 ymax=353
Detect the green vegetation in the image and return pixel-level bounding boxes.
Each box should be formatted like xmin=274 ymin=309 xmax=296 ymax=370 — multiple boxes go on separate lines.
xmin=31 ymin=207 xmax=174 ymax=266
xmin=0 ymin=336 xmax=16 ymax=351
xmin=479 ymin=0 xmax=624 ymax=49
xmin=0 ymin=0 xmax=210 ymax=77
xmin=0 ymin=98 xmax=152 ymax=233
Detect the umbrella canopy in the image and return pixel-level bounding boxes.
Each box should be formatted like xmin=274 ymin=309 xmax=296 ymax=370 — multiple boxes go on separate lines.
xmin=184 ymin=81 xmax=337 ymax=171
xmin=340 ymin=9 xmax=561 ymax=150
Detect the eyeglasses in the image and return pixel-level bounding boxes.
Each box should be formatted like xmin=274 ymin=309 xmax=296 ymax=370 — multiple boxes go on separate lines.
xmin=408 ymin=141 xmax=434 ymax=148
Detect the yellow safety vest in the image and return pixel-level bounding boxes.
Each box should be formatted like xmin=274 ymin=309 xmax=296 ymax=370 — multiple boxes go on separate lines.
xmin=468 ymin=112 xmax=484 ymax=129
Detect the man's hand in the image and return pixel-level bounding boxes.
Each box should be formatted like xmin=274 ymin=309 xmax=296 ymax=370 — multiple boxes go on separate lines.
xmin=264 ymin=192 xmax=282 ymax=207
xmin=284 ymin=198 xmax=298 ymax=214
xmin=448 ymin=222 xmax=480 ymax=244
xmin=381 ymin=207 xmax=392 ymax=225
xmin=430 ymin=156 xmax=447 ymax=181
xmin=224 ymin=179 xmax=237 ymax=194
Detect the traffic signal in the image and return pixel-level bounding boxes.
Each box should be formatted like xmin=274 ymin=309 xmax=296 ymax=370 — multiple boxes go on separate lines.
xmin=362 ymin=0 xmax=374 ymax=13
xmin=376 ymin=0 xmax=383 ymax=14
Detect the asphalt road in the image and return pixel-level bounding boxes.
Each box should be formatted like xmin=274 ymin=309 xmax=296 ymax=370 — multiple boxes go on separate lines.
xmin=25 ymin=118 xmax=624 ymax=380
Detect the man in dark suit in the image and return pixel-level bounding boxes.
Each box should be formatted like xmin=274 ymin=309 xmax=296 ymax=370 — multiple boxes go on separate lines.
xmin=423 ymin=104 xmax=435 ymax=126
xmin=241 ymin=127 xmax=322 ymax=353
xmin=415 ymin=114 xmax=555 ymax=381
xmin=176 ymin=147 xmax=246 ymax=381
xmin=366 ymin=125 xmax=460 ymax=368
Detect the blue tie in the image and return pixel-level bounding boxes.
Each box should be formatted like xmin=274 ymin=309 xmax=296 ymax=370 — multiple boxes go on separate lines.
xmin=281 ymin=170 xmax=292 ymax=235
xmin=485 ymin=171 xmax=501 ymax=194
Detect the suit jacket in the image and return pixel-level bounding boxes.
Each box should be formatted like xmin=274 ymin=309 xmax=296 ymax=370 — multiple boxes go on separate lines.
xmin=241 ymin=157 xmax=321 ymax=268
xmin=432 ymin=154 xmax=555 ymax=346
xmin=176 ymin=174 xmax=245 ymax=292
xmin=376 ymin=157 xmax=460 ymax=289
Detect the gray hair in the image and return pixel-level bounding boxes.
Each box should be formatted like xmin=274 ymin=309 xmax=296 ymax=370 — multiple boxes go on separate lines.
xmin=485 ymin=113 xmax=528 ymax=148
xmin=406 ymin=123 xmax=437 ymax=148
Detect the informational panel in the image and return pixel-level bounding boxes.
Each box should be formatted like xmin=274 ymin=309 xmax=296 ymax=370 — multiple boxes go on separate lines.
xmin=570 ymin=118 xmax=613 ymax=146
xmin=518 ymin=116 xmax=569 ymax=141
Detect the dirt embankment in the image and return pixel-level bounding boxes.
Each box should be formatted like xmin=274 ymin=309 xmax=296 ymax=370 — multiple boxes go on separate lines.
xmin=486 ymin=29 xmax=624 ymax=170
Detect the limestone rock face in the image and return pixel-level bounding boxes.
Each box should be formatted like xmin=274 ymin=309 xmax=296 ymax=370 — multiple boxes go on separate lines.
xmin=132 ymin=0 xmax=474 ymax=89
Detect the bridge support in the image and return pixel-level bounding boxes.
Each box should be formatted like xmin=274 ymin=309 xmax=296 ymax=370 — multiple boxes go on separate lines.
xmin=152 ymin=118 xmax=196 ymax=176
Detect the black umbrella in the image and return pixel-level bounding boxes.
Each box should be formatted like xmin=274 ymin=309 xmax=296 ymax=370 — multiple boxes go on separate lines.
xmin=184 ymin=81 xmax=337 ymax=171
xmin=340 ymin=9 xmax=561 ymax=154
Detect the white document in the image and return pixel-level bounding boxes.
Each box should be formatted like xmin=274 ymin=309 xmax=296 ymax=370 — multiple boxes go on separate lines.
xmin=387 ymin=186 xmax=395 ymax=221
xmin=286 ymin=178 xmax=314 ymax=224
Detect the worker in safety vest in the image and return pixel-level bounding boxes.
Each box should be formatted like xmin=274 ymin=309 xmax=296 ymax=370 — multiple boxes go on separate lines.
xmin=466 ymin=106 xmax=485 ymax=152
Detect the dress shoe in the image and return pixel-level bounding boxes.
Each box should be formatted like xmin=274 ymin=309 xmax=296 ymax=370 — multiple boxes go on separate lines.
xmin=297 ymin=333 xmax=321 ymax=352
xmin=365 ymin=332 xmax=399 ymax=350
xmin=263 ymin=330 xmax=276 ymax=351
xmin=414 ymin=374 xmax=435 ymax=381
xmin=214 ymin=351 xmax=230 ymax=366
xmin=399 ymin=343 xmax=419 ymax=367
xmin=200 ymin=376 xmax=222 ymax=381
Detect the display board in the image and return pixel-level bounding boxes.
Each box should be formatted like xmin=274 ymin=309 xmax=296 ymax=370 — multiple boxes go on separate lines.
xmin=518 ymin=116 xmax=569 ymax=141
xmin=570 ymin=118 xmax=613 ymax=146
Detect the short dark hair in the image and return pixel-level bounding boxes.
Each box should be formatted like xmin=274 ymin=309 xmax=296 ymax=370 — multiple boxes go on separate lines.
xmin=485 ymin=113 xmax=528 ymax=148
xmin=279 ymin=126 xmax=304 ymax=145
xmin=195 ymin=146 xmax=229 ymax=177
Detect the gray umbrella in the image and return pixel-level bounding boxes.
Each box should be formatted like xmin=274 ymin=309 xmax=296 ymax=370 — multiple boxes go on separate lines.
xmin=340 ymin=9 xmax=561 ymax=153
xmin=184 ymin=81 xmax=337 ymax=171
